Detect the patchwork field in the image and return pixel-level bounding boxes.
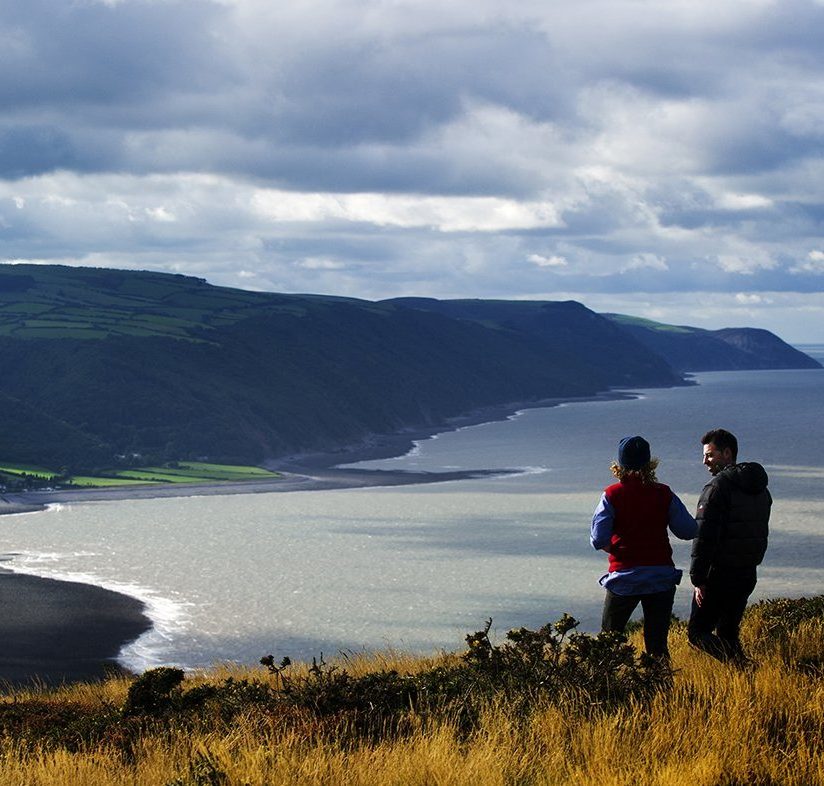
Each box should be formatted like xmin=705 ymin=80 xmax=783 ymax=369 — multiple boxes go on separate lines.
xmin=0 ymin=461 xmax=280 ymax=489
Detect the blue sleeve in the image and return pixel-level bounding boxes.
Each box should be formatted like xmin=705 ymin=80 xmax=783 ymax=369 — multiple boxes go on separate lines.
xmin=591 ymin=493 xmax=614 ymax=551
xmin=668 ymin=494 xmax=698 ymax=540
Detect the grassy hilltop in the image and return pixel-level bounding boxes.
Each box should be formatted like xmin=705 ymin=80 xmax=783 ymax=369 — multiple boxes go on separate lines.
xmin=1 ymin=596 xmax=822 ymax=785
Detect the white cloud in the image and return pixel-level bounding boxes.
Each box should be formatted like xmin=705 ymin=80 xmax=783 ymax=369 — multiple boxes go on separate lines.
xmin=251 ymin=189 xmax=563 ymax=233
xmin=716 ymin=252 xmax=777 ymax=275
xmin=735 ymin=292 xmax=771 ymax=304
xmin=789 ymin=250 xmax=824 ymax=274
xmin=146 ymin=206 xmax=177 ymax=223
xmin=624 ymin=254 xmax=668 ymax=271
xmin=715 ymin=192 xmax=773 ymax=210
xmin=528 ymin=254 xmax=567 ymax=268
xmin=295 ymin=257 xmax=348 ymax=270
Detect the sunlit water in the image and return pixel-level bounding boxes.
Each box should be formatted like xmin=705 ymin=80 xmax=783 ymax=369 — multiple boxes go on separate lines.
xmin=1 ymin=346 xmax=822 ymax=672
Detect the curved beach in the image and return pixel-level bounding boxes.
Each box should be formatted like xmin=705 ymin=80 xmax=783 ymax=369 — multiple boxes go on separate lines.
xmin=0 ymin=391 xmax=636 ymax=685
xmin=0 ymin=568 xmax=151 ymax=688
xmin=2 ymin=391 xmax=636 ymax=515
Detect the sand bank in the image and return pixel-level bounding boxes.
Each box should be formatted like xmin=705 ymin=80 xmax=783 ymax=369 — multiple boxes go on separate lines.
xmin=0 ymin=567 xmax=151 ymax=688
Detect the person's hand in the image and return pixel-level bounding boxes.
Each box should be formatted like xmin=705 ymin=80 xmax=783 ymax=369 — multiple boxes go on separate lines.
xmin=694 ymin=586 xmax=706 ymax=607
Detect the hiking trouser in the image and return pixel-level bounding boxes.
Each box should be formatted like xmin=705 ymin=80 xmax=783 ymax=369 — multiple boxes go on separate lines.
xmin=601 ymin=585 xmax=676 ymax=657
xmin=687 ymin=566 xmax=757 ymax=662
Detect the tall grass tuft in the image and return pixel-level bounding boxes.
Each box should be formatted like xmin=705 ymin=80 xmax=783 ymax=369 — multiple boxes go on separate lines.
xmin=0 ymin=597 xmax=822 ymax=785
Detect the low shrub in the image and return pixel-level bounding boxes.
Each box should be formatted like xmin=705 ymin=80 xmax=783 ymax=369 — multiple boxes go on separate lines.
xmin=258 ymin=613 xmax=672 ymax=737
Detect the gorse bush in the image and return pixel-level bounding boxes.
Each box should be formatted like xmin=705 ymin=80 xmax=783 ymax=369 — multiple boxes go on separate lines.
xmin=253 ymin=613 xmax=671 ymax=737
xmin=462 ymin=614 xmax=671 ymax=708
xmin=747 ymin=595 xmax=824 ymax=639
xmin=122 ymin=666 xmax=185 ymax=717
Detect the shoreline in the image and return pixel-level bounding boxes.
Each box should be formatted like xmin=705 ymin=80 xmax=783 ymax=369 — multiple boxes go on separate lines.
xmin=270 ymin=389 xmax=643 ymax=471
xmin=0 ymin=566 xmax=152 ymax=688
xmin=2 ymin=389 xmax=639 ymax=516
xmin=0 ymin=388 xmax=639 ymax=686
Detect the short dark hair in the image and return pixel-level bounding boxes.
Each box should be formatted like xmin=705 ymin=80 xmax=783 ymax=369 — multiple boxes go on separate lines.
xmin=701 ymin=428 xmax=738 ymax=460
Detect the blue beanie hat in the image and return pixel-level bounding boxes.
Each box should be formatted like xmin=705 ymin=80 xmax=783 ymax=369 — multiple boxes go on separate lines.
xmin=618 ymin=436 xmax=651 ymax=470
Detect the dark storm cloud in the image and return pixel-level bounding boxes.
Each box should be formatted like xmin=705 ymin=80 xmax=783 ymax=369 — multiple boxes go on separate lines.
xmin=0 ymin=126 xmax=78 ymax=178
xmin=3 ymin=0 xmax=823 ymax=191
xmin=1 ymin=0 xmax=229 ymax=107
xmin=263 ymin=27 xmax=565 ymax=146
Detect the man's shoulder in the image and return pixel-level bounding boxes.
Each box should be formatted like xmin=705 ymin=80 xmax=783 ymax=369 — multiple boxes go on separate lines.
xmin=697 ymin=474 xmax=729 ymax=510
xmin=706 ymin=468 xmax=737 ymax=491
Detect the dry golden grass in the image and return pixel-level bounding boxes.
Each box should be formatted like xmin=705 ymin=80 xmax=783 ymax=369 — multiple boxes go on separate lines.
xmin=1 ymin=609 xmax=823 ymax=786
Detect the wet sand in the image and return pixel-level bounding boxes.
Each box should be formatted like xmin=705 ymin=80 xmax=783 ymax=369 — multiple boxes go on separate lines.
xmin=0 ymin=568 xmax=151 ymax=689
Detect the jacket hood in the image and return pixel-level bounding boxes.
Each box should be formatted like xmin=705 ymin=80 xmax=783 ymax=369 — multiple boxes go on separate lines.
xmin=721 ymin=462 xmax=769 ymax=494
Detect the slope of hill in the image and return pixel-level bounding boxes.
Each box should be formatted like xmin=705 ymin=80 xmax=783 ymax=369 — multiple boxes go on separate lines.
xmin=0 ymin=265 xmax=682 ymax=470
xmin=384 ymin=298 xmax=681 ymax=387
xmin=2 ymin=265 xmax=815 ymax=472
xmin=603 ymin=314 xmax=821 ymax=372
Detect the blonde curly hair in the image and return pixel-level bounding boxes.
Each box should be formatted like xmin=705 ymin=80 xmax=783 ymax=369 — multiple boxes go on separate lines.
xmin=610 ymin=457 xmax=659 ymax=484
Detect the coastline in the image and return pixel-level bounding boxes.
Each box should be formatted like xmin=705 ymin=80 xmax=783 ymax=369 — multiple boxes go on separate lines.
xmin=0 ymin=389 xmax=638 ymax=686
xmin=0 ymin=566 xmax=152 ymax=688
xmin=2 ymin=389 xmax=639 ymax=515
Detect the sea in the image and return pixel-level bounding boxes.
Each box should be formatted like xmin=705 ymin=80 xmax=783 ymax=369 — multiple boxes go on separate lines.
xmin=2 ymin=346 xmax=823 ymax=673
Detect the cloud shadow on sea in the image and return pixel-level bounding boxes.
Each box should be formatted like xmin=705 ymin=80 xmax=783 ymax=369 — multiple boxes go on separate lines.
xmin=761 ymin=528 xmax=824 ymax=571
xmin=331 ymin=512 xmax=592 ymax=560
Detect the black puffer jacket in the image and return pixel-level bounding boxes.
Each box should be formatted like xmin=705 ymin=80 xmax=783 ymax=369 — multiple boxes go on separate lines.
xmin=690 ymin=462 xmax=771 ymax=586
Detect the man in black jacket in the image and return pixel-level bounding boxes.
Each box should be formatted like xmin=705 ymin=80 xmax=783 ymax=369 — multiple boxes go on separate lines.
xmin=688 ymin=428 xmax=771 ymax=662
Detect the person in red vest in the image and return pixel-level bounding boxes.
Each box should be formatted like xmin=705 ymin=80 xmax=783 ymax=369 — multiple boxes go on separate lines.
xmin=591 ymin=436 xmax=697 ymax=658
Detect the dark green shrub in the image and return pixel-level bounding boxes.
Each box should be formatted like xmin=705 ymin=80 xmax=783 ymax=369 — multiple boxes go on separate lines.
xmin=747 ymin=596 xmax=824 ymax=636
xmin=258 ymin=614 xmax=673 ymax=738
xmin=123 ymin=667 xmax=185 ymax=717
xmin=461 ymin=614 xmax=671 ymax=710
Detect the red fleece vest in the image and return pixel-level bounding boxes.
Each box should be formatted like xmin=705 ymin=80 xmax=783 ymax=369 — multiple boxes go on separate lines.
xmin=605 ymin=477 xmax=674 ymax=572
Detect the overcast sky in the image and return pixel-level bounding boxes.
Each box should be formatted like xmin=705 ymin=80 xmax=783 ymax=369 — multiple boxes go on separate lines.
xmin=2 ymin=0 xmax=824 ymax=341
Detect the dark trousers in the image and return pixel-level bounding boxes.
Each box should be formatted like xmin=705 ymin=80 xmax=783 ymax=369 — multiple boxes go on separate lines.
xmin=601 ymin=586 xmax=676 ymax=657
xmin=687 ymin=567 xmax=757 ymax=662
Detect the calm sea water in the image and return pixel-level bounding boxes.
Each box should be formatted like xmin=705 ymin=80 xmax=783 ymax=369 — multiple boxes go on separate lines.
xmin=2 ymin=346 xmax=823 ymax=672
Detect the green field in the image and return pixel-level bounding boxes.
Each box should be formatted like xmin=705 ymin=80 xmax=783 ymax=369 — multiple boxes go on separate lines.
xmin=68 ymin=476 xmax=157 ymax=487
xmin=606 ymin=313 xmax=694 ymax=333
xmin=0 ymin=266 xmax=287 ymax=341
xmin=0 ymin=463 xmax=57 ymax=478
xmin=110 ymin=462 xmax=281 ymax=484
xmin=1 ymin=461 xmax=281 ymax=488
